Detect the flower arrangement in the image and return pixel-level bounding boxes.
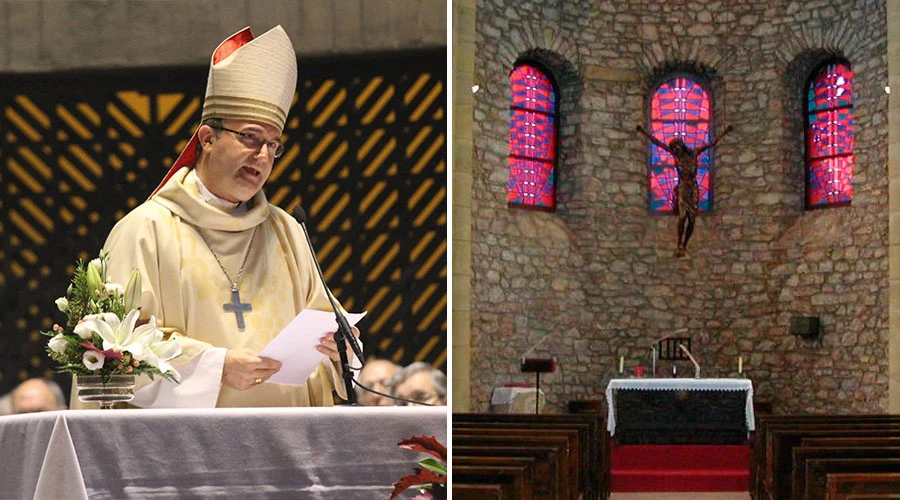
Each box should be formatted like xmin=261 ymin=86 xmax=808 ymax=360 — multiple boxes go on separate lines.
xmin=390 ymin=435 xmax=447 ymax=500
xmin=43 ymin=251 xmax=181 ymax=383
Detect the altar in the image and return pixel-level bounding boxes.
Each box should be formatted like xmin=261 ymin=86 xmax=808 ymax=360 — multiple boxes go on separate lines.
xmin=605 ymin=378 xmax=754 ymax=444
xmin=0 ymin=406 xmax=446 ymax=499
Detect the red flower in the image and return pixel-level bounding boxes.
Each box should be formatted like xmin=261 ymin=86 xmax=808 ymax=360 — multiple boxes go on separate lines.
xmin=390 ymin=436 xmax=446 ymax=499
xmin=79 ymin=342 xmax=124 ymax=360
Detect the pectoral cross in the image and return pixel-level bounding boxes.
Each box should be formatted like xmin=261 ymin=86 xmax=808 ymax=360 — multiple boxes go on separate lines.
xmin=223 ymin=287 xmax=252 ymax=331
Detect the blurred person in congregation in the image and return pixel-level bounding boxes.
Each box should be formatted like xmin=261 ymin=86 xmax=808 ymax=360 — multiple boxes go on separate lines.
xmin=355 ymin=358 xmax=400 ymax=406
xmin=0 ymin=378 xmax=68 ymax=415
xmin=388 ymin=362 xmax=446 ymax=406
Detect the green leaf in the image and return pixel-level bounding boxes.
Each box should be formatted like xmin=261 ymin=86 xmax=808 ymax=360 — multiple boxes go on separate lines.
xmin=418 ymin=457 xmax=446 ymax=475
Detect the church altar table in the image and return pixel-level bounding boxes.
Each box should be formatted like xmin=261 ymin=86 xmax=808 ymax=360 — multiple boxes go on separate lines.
xmin=0 ymin=406 xmax=446 ymax=500
xmin=605 ymin=378 xmax=754 ymax=444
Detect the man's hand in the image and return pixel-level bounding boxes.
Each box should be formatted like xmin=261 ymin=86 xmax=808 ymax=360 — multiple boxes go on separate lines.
xmin=317 ymin=326 xmax=361 ymax=362
xmin=222 ymin=348 xmax=282 ymax=391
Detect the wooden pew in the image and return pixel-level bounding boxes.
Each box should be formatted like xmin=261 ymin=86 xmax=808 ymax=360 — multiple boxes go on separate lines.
xmin=453 ymin=432 xmax=574 ymax=500
xmin=453 ymin=413 xmax=606 ymax=500
xmin=752 ymin=414 xmax=900 ymax=498
xmin=753 ymin=416 xmax=900 ymax=499
xmin=791 ymin=446 xmax=900 ymax=499
xmin=767 ymin=427 xmax=900 ymax=499
xmin=454 ymin=428 xmax=582 ymax=500
xmin=452 ymin=443 xmax=569 ymax=500
xmin=826 ymin=472 xmax=900 ymax=500
xmin=752 ymin=414 xmax=900 ymax=499
xmin=453 ymin=454 xmax=539 ymax=500
xmin=803 ymin=437 xmax=900 ymax=448
xmin=452 ymin=483 xmax=505 ymax=500
xmin=801 ymin=457 xmax=900 ymax=500
xmin=453 ymin=463 xmax=534 ymax=500
xmin=455 ymin=420 xmax=599 ymax=500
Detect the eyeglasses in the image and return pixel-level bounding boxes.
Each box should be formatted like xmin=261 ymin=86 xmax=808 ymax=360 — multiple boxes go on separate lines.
xmin=210 ymin=126 xmax=285 ymax=158
xmin=395 ymin=391 xmax=440 ymax=406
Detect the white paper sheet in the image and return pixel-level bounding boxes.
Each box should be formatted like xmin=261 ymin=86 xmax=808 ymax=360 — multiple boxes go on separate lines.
xmin=259 ymin=309 xmax=366 ymax=385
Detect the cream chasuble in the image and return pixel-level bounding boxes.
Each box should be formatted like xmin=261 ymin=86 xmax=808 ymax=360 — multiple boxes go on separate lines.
xmin=72 ymin=167 xmax=353 ymax=408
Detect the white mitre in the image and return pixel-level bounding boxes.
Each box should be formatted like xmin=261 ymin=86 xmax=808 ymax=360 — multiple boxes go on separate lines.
xmin=150 ymin=26 xmax=298 ymax=197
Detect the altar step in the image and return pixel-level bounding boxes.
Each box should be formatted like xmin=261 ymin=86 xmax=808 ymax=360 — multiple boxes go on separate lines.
xmin=610 ymin=443 xmax=751 ymax=492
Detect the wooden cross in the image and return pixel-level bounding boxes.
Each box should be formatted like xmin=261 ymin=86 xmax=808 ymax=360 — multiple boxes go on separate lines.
xmin=223 ymin=287 xmax=252 ymax=331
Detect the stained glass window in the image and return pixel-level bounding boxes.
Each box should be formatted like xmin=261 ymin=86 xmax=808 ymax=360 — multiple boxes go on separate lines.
xmin=805 ymin=61 xmax=853 ymax=208
xmin=647 ymin=77 xmax=713 ymax=213
xmin=508 ymin=63 xmax=558 ymax=210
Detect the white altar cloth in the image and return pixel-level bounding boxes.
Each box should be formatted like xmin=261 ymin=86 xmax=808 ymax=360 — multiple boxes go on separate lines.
xmin=605 ymin=378 xmax=755 ymax=435
xmin=0 ymin=406 xmax=446 ymax=499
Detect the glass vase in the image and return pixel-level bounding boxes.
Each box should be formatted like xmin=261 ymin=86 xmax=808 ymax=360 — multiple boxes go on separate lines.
xmin=76 ymin=374 xmax=136 ymax=409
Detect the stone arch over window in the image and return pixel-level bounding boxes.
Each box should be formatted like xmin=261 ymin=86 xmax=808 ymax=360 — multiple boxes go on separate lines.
xmin=804 ymin=59 xmax=854 ymax=209
xmin=508 ymin=60 xmax=559 ymax=210
xmin=645 ymin=74 xmax=715 ymax=214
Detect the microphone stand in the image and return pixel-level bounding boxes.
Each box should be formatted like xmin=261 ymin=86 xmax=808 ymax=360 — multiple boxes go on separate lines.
xmin=293 ymin=207 xmax=363 ymax=405
xmin=332 ymin=311 xmax=357 ymax=405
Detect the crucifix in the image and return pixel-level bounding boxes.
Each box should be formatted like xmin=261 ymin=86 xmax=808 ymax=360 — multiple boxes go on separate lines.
xmin=223 ymin=286 xmax=252 ymax=331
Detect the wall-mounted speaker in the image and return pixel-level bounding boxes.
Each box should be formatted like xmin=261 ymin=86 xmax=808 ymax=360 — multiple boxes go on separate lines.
xmin=790 ymin=316 xmax=821 ymax=339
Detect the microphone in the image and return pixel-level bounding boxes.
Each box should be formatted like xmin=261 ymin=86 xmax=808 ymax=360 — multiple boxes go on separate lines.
xmin=678 ymin=344 xmax=701 ymax=378
xmin=292 ymin=205 xmax=366 ymax=374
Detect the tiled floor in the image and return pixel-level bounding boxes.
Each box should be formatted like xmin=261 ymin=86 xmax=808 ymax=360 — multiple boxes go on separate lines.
xmin=610 ymin=493 xmax=750 ymax=500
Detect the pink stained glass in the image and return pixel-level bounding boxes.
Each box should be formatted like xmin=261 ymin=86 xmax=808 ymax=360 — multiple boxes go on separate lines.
xmin=507 ymin=158 xmax=556 ymax=208
xmin=509 ymin=109 xmax=557 ymax=160
xmin=806 ymin=62 xmax=854 ymax=208
xmin=807 ymin=109 xmax=854 ymax=159
xmin=807 ymin=156 xmax=853 ymax=206
xmin=510 ymin=65 xmax=556 ymax=114
xmin=808 ymin=63 xmax=853 ymax=112
xmin=651 ymin=77 xmax=711 ymax=122
xmin=509 ymin=63 xmax=558 ymax=210
xmin=647 ymin=77 xmax=712 ymax=212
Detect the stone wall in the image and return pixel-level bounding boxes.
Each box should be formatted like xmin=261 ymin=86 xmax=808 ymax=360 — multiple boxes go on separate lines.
xmin=0 ymin=0 xmax=445 ymax=71
xmin=470 ymin=0 xmax=888 ymax=414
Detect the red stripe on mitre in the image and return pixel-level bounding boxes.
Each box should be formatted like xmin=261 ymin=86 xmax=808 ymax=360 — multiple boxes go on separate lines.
xmin=213 ymin=27 xmax=255 ymax=64
xmin=148 ymin=133 xmax=199 ymax=199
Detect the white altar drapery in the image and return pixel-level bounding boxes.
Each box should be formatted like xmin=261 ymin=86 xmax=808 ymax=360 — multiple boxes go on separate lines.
xmin=0 ymin=406 xmax=447 ymax=499
xmin=605 ymin=378 xmax=755 ymax=435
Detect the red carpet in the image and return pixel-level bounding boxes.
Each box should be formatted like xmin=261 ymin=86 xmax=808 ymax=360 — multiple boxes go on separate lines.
xmin=610 ymin=442 xmax=750 ymax=492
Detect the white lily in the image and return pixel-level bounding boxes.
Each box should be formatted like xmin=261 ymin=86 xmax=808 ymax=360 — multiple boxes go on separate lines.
xmin=75 ymin=309 xmax=151 ymax=355
xmin=134 ymin=317 xmax=182 ymax=379
xmin=86 ymin=261 xmax=103 ymax=293
xmin=123 ymin=269 xmax=142 ymax=311
xmin=89 ymin=256 xmax=108 ymax=282
xmin=48 ymin=333 xmax=68 ymax=353
xmin=83 ymin=350 xmax=105 ymax=370
xmin=73 ymin=313 xmax=120 ymax=340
